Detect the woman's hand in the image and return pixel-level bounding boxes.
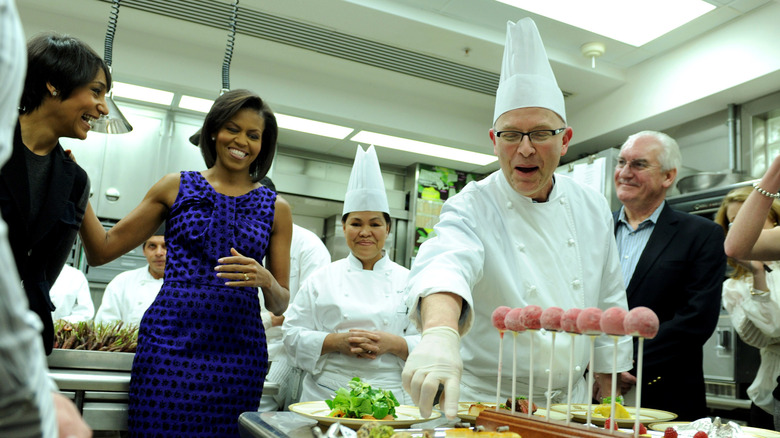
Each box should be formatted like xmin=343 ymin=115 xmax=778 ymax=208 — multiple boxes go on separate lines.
xmin=215 ymin=247 xmax=273 ymax=288
xmin=348 ymin=329 xmax=409 ymax=360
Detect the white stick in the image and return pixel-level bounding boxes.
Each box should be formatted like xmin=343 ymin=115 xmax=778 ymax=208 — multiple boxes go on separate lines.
xmin=609 ymin=336 xmax=618 ymax=435
xmin=528 ymin=330 xmax=535 ymax=417
xmin=586 ymin=335 xmax=596 ymax=427
xmin=566 ymin=333 xmax=575 ymax=425
xmin=633 ymin=338 xmax=645 ymax=438
xmin=496 ymin=331 xmax=504 ymax=410
xmin=546 ymin=331 xmax=557 ymax=422
xmin=511 ymin=331 xmax=518 ymax=414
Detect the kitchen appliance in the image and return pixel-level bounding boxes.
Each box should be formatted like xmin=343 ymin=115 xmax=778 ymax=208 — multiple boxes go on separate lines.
xmin=702 ymin=314 xmax=760 ymax=407
xmin=666 ymin=179 xmax=756 ymax=219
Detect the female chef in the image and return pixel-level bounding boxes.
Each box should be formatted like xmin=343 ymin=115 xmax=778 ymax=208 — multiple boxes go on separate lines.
xmin=283 ymin=145 xmax=419 ymax=404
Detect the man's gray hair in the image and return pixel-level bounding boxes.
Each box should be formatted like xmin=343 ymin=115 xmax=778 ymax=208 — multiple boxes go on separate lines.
xmin=620 ymin=130 xmax=682 ymax=172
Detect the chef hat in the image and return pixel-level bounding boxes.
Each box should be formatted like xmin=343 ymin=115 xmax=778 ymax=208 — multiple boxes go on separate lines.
xmin=342 ymin=145 xmax=390 ymax=216
xmin=493 ymin=17 xmax=566 ymax=126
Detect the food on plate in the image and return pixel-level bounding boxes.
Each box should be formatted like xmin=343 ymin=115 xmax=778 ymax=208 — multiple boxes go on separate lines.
xmin=663 ymin=427 xmax=678 ymax=438
xmin=603 ymin=418 xmax=618 ymax=431
xmin=445 ymin=428 xmax=521 ymax=438
xmin=519 ymin=305 xmax=543 ymax=330
xmin=540 ymin=307 xmax=564 ymax=331
xmin=325 ymin=377 xmax=399 ymax=420
xmin=560 ymin=308 xmax=582 ymax=333
xmin=492 ymin=306 xmax=512 ymax=331
xmin=576 ymin=307 xmax=603 ymax=335
xmin=692 ymin=432 xmax=708 ymax=438
xmin=467 ymin=403 xmax=489 ymax=417
xmin=634 ymin=423 xmax=648 ymax=435
xmin=504 ymin=307 xmax=526 ymax=332
xmin=600 ymin=307 xmax=627 ymax=335
xmin=357 ymin=422 xmax=395 ymax=438
xmin=624 ymin=306 xmax=660 ymax=339
xmin=502 ymin=396 xmax=537 ymax=414
xmin=593 ymin=402 xmax=631 ymax=419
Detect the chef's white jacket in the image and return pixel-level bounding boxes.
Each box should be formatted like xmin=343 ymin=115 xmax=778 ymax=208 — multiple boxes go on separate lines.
xmin=94 ymin=265 xmax=162 ymax=326
xmin=407 ymin=171 xmax=633 ymax=403
xmin=283 ymin=252 xmax=420 ymax=404
xmin=50 ymin=264 xmax=94 ymax=323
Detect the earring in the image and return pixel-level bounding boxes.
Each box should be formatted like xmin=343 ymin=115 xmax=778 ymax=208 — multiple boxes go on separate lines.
xmin=211 ymin=137 xmax=215 ymax=141
xmin=51 ymin=91 xmax=58 ymax=97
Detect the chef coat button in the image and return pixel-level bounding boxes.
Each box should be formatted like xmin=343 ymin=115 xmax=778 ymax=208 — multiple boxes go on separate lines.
xmin=343 ymin=314 xmax=348 ymax=319
xmin=572 ymin=279 xmax=581 ymax=289
xmin=383 ymin=319 xmax=389 ymax=325
xmin=528 ymin=285 xmax=537 ymax=293
xmin=27 ymin=249 xmax=32 ymax=256
xmin=506 ymin=201 xmax=513 ymax=209
xmin=560 ymin=199 xmax=566 ymax=205
xmin=516 ymin=243 xmax=525 ymax=251
xmin=567 ymin=238 xmax=575 ymax=246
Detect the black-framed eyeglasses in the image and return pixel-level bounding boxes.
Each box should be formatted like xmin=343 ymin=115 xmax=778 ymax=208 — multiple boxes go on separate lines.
xmin=495 ymin=127 xmax=566 ymax=144
xmin=615 ymin=157 xmax=661 ymax=172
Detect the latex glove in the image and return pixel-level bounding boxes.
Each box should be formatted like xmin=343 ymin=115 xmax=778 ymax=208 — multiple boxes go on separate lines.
xmin=402 ymin=326 xmax=462 ymax=419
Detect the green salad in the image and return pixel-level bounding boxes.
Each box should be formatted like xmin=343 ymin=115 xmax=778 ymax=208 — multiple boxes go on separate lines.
xmin=324 ymin=377 xmax=400 ymax=420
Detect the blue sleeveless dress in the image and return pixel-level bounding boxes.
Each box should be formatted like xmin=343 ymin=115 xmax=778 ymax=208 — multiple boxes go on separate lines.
xmin=127 ymin=171 xmax=274 ymax=437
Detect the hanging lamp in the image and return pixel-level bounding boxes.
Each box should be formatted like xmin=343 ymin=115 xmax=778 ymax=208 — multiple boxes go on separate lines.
xmin=189 ymin=0 xmax=239 ymax=146
xmin=91 ymin=0 xmax=133 ymax=134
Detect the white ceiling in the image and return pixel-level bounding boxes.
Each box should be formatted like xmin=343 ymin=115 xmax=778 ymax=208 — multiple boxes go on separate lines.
xmin=15 ymin=0 xmax=780 ymax=177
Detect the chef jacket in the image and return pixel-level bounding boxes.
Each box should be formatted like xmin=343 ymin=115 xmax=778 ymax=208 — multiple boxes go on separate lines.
xmin=407 ymin=171 xmax=633 ymax=403
xmin=50 ymin=264 xmax=94 ymax=323
xmin=94 ymin=265 xmax=162 ymax=326
xmin=722 ymin=261 xmax=780 ymax=414
xmin=283 ymin=252 xmax=420 ymax=403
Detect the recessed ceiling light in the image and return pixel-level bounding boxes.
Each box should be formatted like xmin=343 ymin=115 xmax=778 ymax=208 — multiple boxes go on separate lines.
xmin=351 ymin=131 xmax=497 ymax=166
xmin=275 ymin=114 xmax=354 ymax=139
xmin=178 ymin=95 xmax=215 ymax=113
xmin=495 ymin=0 xmax=715 ymax=46
xmin=112 ymin=81 xmax=174 ymax=105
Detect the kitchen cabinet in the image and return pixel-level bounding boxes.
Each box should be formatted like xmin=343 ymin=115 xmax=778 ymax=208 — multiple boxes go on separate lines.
xmin=166 ymin=114 xmax=208 ymax=174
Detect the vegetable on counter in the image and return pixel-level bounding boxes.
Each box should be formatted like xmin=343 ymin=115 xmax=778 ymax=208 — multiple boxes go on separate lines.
xmin=325 ymin=377 xmax=400 ymax=420
xmin=53 ymin=319 xmax=138 ymax=352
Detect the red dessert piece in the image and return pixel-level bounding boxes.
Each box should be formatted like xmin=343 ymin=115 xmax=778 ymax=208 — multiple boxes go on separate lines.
xmin=576 ymin=307 xmax=603 ymax=335
xmin=624 ymin=306 xmax=660 ymax=339
xmin=561 ymin=308 xmax=582 ymax=333
xmin=504 ymin=307 xmax=526 ymax=332
xmin=540 ymin=306 xmax=564 ymax=331
xmin=492 ymin=306 xmax=512 ymax=331
xmin=519 ymin=305 xmax=543 ymax=330
xmin=600 ymin=307 xmax=628 ymax=335
xmin=663 ymin=427 xmax=678 ymax=438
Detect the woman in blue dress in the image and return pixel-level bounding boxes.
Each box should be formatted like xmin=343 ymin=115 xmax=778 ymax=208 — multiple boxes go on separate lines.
xmin=79 ymin=89 xmax=292 ymax=437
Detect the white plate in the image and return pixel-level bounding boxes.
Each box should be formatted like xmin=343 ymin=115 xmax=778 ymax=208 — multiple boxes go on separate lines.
xmin=454 ymin=402 xmax=569 ymax=423
xmin=548 ymin=403 xmax=677 ymax=426
xmin=649 ymin=422 xmax=780 ymax=438
xmin=289 ymin=401 xmax=441 ymax=430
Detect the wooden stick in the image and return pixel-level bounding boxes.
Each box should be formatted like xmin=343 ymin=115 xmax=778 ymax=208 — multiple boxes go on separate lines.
xmin=609 ymin=336 xmax=617 ymax=435
xmin=528 ymin=330 xmax=535 ymax=417
xmin=633 ymin=338 xmax=645 ymax=438
xmin=511 ymin=331 xmax=518 ymax=414
xmin=496 ymin=330 xmax=505 ymax=410
xmin=586 ymin=335 xmax=596 ymax=427
xmin=546 ymin=331 xmax=557 ymax=422
xmin=566 ymin=333 xmax=576 ymax=425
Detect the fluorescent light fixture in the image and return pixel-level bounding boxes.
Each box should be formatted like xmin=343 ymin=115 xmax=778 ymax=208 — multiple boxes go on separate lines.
xmin=351 ymin=131 xmax=497 ymax=166
xmin=495 ymin=0 xmax=715 ymax=46
xmin=178 ymin=95 xmax=215 ymax=113
xmin=112 ymin=81 xmax=174 ymax=105
xmin=276 ymin=114 xmax=354 ymax=139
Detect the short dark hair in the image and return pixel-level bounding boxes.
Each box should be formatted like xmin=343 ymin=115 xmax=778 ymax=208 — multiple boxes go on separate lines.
xmin=341 ymin=212 xmax=392 ymax=231
xmin=198 ymin=89 xmax=278 ymax=183
xmin=20 ymin=32 xmax=111 ymax=114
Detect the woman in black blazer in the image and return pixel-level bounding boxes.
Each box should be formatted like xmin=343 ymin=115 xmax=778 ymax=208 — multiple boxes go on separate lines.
xmin=0 ymin=32 xmax=111 ymax=354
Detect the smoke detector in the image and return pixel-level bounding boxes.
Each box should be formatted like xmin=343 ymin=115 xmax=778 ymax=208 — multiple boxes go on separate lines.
xmin=581 ymin=42 xmax=606 ymax=69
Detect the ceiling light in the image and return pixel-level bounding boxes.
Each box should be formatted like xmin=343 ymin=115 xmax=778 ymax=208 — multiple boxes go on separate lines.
xmin=276 ymin=114 xmax=354 ymax=139
xmin=351 ymin=131 xmax=497 ymax=166
xmin=92 ymin=0 xmax=132 ymax=134
xmin=112 ymin=82 xmax=174 ymax=105
xmin=179 ymin=95 xmax=215 ymax=113
xmin=495 ymin=0 xmax=715 ymax=47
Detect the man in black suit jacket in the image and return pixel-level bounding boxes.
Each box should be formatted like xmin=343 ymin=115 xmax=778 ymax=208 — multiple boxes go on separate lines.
xmin=610 ymin=131 xmax=725 ymax=421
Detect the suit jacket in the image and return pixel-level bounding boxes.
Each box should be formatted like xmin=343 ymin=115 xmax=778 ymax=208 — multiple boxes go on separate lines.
xmin=0 ymin=123 xmax=89 ymax=354
xmin=614 ymin=201 xmax=725 ymax=419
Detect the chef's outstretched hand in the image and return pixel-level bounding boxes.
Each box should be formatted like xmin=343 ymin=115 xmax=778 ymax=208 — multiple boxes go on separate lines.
xmin=402 ymin=326 xmax=461 ymax=419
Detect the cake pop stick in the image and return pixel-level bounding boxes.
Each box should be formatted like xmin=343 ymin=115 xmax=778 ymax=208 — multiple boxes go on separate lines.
xmin=541 ymin=307 xmax=564 ymax=423
xmin=492 ymin=306 xmax=512 ymax=409
xmin=520 ymin=305 xmax=542 ymax=417
xmin=624 ymin=307 xmax=660 ymax=438
xmin=577 ymin=307 xmax=604 ymax=427
xmin=504 ymin=307 xmax=526 ymax=414
xmin=601 ymin=307 xmax=628 ymax=435
xmin=560 ymin=308 xmax=582 ymax=425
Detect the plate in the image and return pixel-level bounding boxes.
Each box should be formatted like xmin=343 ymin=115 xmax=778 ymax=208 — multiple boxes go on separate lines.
xmin=548 ymin=403 xmax=677 ymax=426
xmin=288 ymin=401 xmax=441 ymax=430
xmin=454 ymin=402 xmax=570 ymax=423
xmin=649 ymin=422 xmax=780 ymax=438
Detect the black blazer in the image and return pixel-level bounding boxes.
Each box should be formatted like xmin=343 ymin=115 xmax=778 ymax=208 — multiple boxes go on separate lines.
xmin=0 ymin=123 xmax=89 ymax=354
xmin=614 ymin=202 xmax=725 ymax=419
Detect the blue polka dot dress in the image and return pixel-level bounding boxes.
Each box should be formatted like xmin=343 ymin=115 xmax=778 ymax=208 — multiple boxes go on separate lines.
xmin=127 ymin=171 xmax=274 ymax=437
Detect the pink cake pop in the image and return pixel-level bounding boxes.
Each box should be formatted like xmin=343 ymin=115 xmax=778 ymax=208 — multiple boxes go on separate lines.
xmin=576 ymin=307 xmax=603 ymax=335
xmin=520 ymin=305 xmax=543 ymax=330
xmin=540 ymin=307 xmax=564 ymax=331
xmin=600 ymin=307 xmax=628 ymax=336
xmin=492 ymin=306 xmax=512 ymax=331
xmin=560 ymin=308 xmax=582 ymax=333
xmin=504 ymin=307 xmax=526 ymax=332
xmin=624 ymin=306 xmax=660 ymax=338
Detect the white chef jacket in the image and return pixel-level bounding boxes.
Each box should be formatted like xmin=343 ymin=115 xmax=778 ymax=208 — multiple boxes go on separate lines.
xmin=283 ymin=252 xmax=420 ymax=404
xmin=94 ymin=265 xmax=162 ymax=326
xmin=50 ymin=264 xmax=94 ymax=323
xmin=722 ymin=261 xmax=780 ymax=414
xmin=407 ymin=171 xmax=633 ymax=404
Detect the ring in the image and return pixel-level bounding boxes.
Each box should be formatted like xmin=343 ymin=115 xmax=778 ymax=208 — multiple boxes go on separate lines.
xmin=243 ymin=273 xmax=249 ymax=281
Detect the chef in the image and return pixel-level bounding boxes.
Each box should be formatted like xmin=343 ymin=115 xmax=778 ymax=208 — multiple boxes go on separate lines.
xmin=49 ymin=264 xmax=94 ymax=323
xmin=401 ymin=17 xmax=633 ymax=419
xmin=283 ymin=145 xmax=420 ymax=404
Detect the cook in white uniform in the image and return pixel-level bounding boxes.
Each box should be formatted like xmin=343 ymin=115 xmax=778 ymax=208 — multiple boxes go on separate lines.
xmin=94 ymin=232 xmax=166 ymax=326
xmin=50 ymin=264 xmax=94 ymax=323
xmin=401 ymin=18 xmax=633 ymax=419
xmin=284 ymin=145 xmax=420 ymax=404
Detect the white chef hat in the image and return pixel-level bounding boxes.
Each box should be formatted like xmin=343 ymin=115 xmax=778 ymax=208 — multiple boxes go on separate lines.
xmin=493 ymin=17 xmax=566 ymax=126
xmin=342 ymin=144 xmax=390 ymax=216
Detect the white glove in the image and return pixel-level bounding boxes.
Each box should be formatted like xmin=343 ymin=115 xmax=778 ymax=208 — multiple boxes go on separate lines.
xmin=402 ymin=326 xmax=462 ymax=419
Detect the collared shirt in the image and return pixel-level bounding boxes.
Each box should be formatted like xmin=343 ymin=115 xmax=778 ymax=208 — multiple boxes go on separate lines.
xmin=94 ymin=265 xmax=163 ymax=326
xmin=615 ymin=202 xmax=665 ymax=288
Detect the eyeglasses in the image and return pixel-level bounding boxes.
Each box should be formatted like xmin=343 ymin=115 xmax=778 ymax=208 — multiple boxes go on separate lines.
xmin=615 ymin=158 xmax=661 ymax=172
xmin=494 ymin=127 xmax=566 ymax=145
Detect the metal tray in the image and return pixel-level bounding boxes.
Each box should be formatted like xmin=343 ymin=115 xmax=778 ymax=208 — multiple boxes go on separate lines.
xmin=48 ymin=349 xmax=135 ymax=372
